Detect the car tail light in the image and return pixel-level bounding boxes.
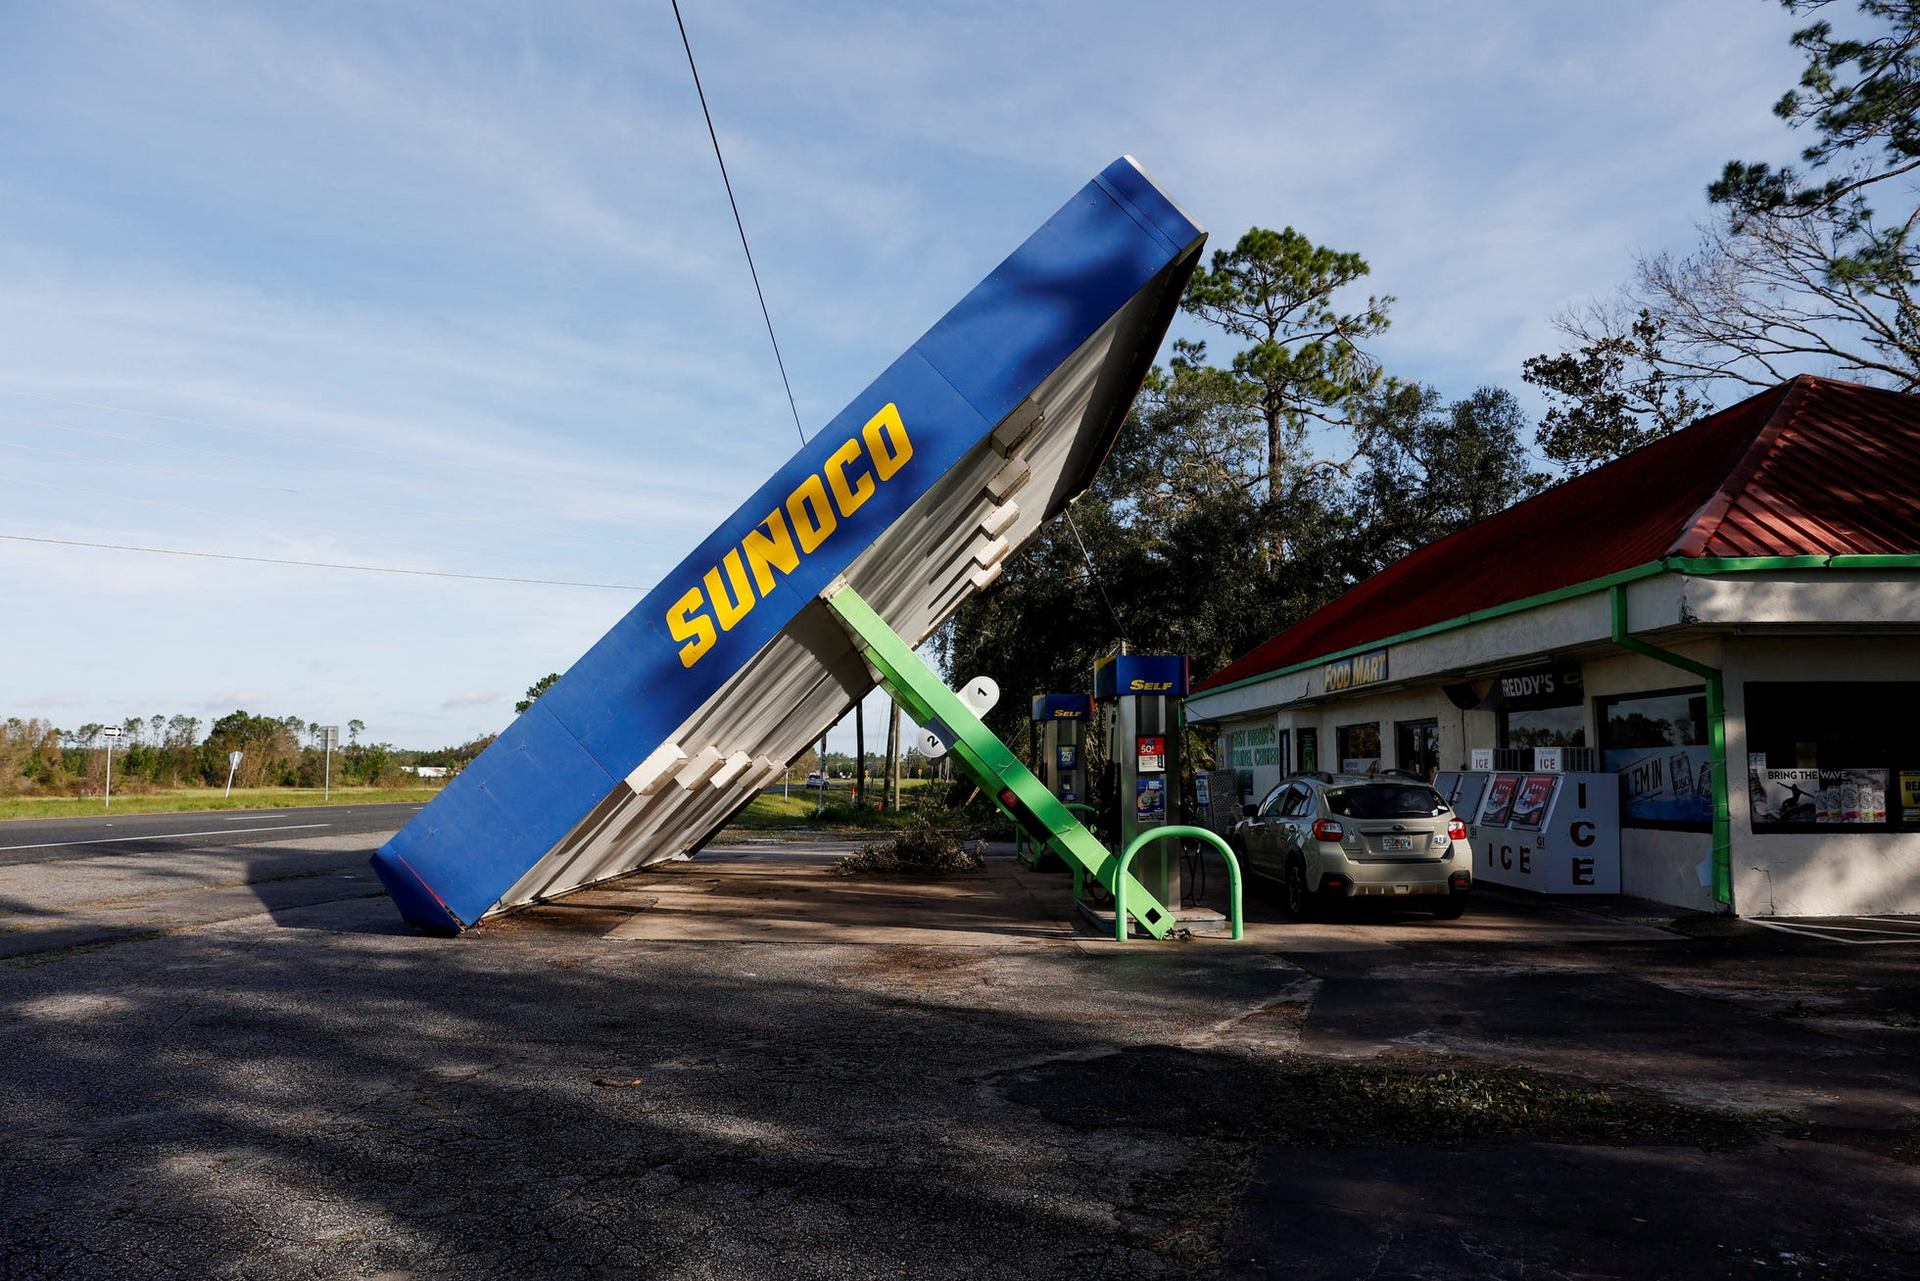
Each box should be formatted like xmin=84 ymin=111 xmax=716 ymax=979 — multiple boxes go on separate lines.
xmin=1447 ymin=818 xmax=1467 ymax=842
xmin=1311 ymin=818 xmax=1344 ymax=842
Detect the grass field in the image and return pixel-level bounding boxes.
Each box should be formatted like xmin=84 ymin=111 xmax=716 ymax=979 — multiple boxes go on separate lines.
xmin=0 ymin=776 xmax=986 ymax=835
xmin=0 ymin=786 xmax=445 ymax=822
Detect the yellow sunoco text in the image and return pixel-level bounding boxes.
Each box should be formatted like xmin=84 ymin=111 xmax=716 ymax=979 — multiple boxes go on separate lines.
xmin=666 ymin=404 xmax=913 ymax=668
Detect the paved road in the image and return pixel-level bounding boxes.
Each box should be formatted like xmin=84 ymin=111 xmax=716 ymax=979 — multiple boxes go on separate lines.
xmin=0 ymin=803 xmax=423 ymax=865
xmin=0 ymin=803 xmax=422 ymax=959
xmin=2 ymin=837 xmax=1916 ymax=1279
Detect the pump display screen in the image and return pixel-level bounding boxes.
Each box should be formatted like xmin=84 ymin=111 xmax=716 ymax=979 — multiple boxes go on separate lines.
xmin=1137 ymin=736 xmax=1166 ymax=772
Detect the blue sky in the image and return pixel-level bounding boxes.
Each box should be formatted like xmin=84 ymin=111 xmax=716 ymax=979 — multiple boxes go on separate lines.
xmin=0 ymin=0 xmax=1809 ymax=752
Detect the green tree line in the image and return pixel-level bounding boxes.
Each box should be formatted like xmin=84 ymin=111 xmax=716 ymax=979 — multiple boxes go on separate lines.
xmin=0 ymin=711 xmax=408 ymax=797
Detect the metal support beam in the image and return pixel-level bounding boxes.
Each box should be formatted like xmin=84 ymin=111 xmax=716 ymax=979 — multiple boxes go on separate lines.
xmin=820 ymin=580 xmax=1177 ymax=938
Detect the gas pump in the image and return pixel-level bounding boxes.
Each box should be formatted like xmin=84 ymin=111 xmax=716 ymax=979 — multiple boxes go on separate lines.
xmin=1021 ymin=694 xmax=1093 ymax=871
xmin=1088 ymin=653 xmax=1230 ymax=936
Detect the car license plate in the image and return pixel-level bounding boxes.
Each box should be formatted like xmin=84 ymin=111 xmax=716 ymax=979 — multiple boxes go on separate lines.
xmin=1393 ymin=884 xmax=1410 ymax=894
xmin=1381 ymin=836 xmax=1414 ymax=851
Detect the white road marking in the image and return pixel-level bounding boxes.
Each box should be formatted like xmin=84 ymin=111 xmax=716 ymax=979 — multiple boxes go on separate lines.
xmin=0 ymin=823 xmax=331 ymax=852
xmin=1752 ymin=919 xmax=1920 ymax=945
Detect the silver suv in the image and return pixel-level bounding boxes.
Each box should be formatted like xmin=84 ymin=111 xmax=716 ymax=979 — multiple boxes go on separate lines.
xmin=1233 ymin=773 xmax=1471 ymax=919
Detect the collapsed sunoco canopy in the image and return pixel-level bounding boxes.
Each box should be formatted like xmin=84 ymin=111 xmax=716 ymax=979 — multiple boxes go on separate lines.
xmin=371 ymin=156 xmax=1205 ymax=932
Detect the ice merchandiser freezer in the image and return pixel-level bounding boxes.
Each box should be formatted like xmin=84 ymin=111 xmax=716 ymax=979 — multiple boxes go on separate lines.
xmin=1434 ymin=770 xmax=1621 ymax=894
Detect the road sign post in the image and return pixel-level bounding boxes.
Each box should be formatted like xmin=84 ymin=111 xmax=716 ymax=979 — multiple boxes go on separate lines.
xmin=225 ymin=750 xmax=243 ymax=798
xmin=320 ymin=726 xmax=340 ymax=802
xmin=100 ymin=726 xmax=122 ymax=809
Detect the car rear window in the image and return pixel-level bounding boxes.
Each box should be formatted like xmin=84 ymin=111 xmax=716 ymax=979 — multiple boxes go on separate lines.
xmin=1326 ymin=785 xmax=1447 ymax=819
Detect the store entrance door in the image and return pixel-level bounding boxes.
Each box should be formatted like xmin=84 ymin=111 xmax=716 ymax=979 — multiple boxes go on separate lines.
xmin=1397 ymin=719 xmax=1440 ymax=780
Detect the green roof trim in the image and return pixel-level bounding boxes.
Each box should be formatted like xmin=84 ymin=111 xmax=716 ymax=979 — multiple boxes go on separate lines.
xmin=1188 ymin=553 xmax=1920 ymax=706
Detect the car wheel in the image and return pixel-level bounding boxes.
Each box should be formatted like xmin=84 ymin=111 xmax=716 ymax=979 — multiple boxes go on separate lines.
xmin=1430 ymin=894 xmax=1467 ymax=920
xmin=1283 ymin=857 xmax=1318 ymax=921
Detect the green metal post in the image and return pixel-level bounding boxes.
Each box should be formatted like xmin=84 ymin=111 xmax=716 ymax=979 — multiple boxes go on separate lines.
xmin=1059 ymin=802 xmax=1098 ymax=902
xmin=1610 ymin=585 xmax=1731 ymax=906
xmin=1114 ymin=826 xmax=1243 ymax=941
xmin=821 ymin=582 xmax=1179 ymax=938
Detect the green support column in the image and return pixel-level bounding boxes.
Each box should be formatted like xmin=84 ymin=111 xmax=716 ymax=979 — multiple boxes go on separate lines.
xmin=1610 ymin=584 xmax=1732 ymax=906
xmin=821 ymin=581 xmax=1177 ymax=939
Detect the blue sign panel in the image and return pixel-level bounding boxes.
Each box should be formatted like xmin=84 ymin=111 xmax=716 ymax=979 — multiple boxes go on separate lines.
xmin=371 ymin=158 xmax=1204 ymax=931
xmin=1030 ymin=694 xmax=1094 ymax=721
xmin=1094 ymin=654 xmax=1190 ymax=699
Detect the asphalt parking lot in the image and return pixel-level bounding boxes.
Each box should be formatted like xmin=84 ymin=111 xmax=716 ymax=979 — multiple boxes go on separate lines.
xmin=2 ymin=812 xmax=1916 ymax=1279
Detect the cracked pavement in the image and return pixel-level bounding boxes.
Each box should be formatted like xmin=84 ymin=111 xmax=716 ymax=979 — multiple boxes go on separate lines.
xmin=1 ymin=817 xmax=1916 ymax=1278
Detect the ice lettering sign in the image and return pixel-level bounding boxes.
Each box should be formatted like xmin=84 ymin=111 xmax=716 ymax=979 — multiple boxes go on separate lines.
xmin=1463 ymin=771 xmax=1621 ymax=894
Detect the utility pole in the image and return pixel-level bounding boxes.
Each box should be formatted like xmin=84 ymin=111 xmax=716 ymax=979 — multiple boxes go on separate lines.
xmin=854 ymin=701 xmax=865 ymax=810
xmin=816 ymin=732 xmax=828 ymax=817
xmin=886 ymin=700 xmax=901 ymax=810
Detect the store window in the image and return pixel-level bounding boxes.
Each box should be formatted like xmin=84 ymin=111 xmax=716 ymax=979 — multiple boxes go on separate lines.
xmin=1488 ymin=662 xmax=1587 ymax=749
xmin=1597 ymin=687 xmax=1709 ymax=828
xmin=1336 ymin=723 xmax=1380 ymax=774
xmin=1746 ymin=682 xmax=1920 ymax=830
xmin=1297 ymin=727 xmax=1318 ymax=773
xmin=1396 ymin=719 xmax=1439 ymax=780
xmin=1501 ymin=706 xmax=1587 ymax=749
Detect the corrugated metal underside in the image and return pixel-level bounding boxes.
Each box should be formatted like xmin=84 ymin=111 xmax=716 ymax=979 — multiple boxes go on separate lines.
xmin=493 ymin=269 xmax=1187 ymax=912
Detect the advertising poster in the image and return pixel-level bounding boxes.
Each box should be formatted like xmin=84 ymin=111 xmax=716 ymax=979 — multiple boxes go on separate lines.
xmin=1481 ymin=774 xmax=1521 ymax=825
xmin=1750 ymin=768 xmax=1819 ymax=824
xmin=1825 ymin=768 xmax=1887 ymax=823
xmin=1135 ymin=776 xmax=1166 ymax=822
xmin=1904 ymin=772 xmax=1920 ymax=822
xmin=1195 ymin=773 xmax=1211 ymax=809
xmin=1749 ymin=767 xmax=1888 ymax=825
xmin=1605 ymin=746 xmax=1712 ymax=824
xmin=1509 ymin=775 xmax=1557 ymax=831
xmin=1136 ymin=736 xmax=1165 ymax=772
xmin=1056 ymin=744 xmax=1077 ymax=771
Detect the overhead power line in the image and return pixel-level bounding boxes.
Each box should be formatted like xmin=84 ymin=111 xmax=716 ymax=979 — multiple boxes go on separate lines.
xmin=1063 ymin=507 xmax=1128 ymax=646
xmin=670 ymin=0 xmax=808 ymax=447
xmin=0 ymin=533 xmax=649 ymax=591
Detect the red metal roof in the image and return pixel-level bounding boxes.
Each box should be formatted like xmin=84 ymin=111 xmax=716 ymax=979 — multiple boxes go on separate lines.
xmin=1196 ymin=376 xmax=1920 ymax=693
